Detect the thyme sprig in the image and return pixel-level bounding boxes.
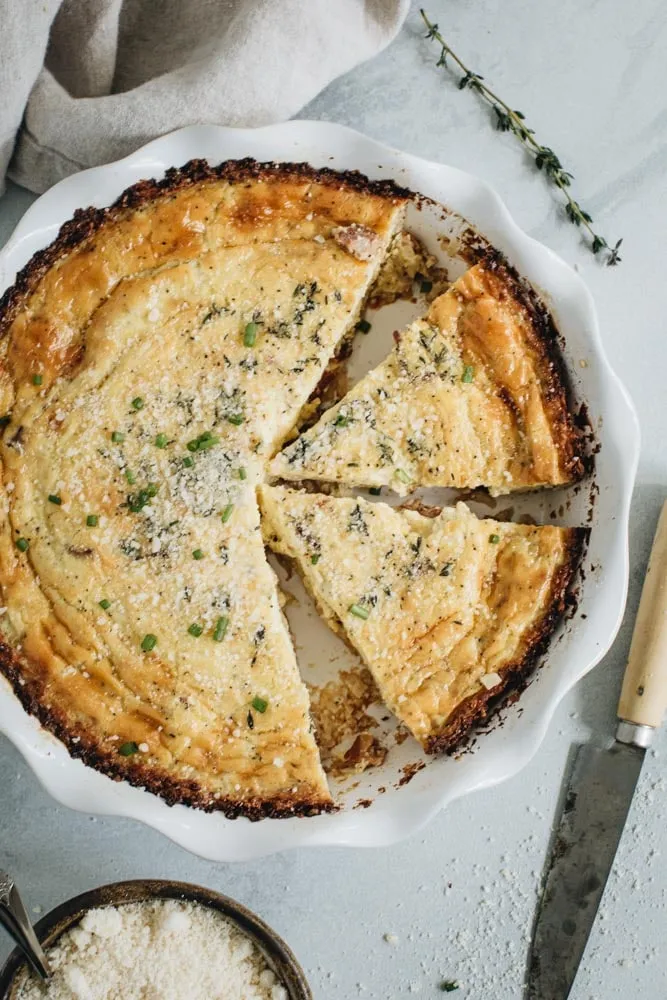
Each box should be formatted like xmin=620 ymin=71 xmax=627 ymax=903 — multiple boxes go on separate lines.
xmin=420 ymin=9 xmax=622 ymax=265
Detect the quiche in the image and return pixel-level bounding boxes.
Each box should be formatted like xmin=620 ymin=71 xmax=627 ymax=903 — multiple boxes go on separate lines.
xmin=0 ymin=159 xmax=408 ymax=817
xmin=270 ymin=260 xmax=583 ymax=495
xmin=259 ymin=486 xmax=586 ymax=752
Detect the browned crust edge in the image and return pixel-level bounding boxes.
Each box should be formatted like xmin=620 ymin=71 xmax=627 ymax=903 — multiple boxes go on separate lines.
xmin=424 ymin=524 xmax=589 ymax=754
xmin=0 ymin=641 xmax=333 ymax=820
xmin=471 ymin=252 xmax=586 ymax=485
xmin=0 ymin=157 xmax=411 ymax=341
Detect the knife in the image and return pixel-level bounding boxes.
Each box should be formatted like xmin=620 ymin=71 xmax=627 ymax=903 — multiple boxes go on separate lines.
xmin=527 ymin=500 xmax=667 ymax=1000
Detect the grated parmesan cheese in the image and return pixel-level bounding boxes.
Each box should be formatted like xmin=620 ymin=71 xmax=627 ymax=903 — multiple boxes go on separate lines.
xmin=12 ymin=900 xmax=289 ymax=1000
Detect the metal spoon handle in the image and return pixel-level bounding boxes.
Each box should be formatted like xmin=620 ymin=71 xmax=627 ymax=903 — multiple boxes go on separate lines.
xmin=0 ymin=872 xmax=51 ymax=981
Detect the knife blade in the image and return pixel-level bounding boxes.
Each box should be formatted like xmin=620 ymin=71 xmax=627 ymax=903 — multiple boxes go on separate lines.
xmin=527 ymin=499 xmax=667 ymax=1000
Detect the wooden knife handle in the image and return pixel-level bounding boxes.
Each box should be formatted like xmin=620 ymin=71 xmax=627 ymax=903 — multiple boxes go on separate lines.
xmin=618 ymin=501 xmax=667 ymax=729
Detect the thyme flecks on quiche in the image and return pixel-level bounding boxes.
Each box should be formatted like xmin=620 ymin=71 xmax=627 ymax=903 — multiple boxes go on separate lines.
xmin=259 ymin=486 xmax=586 ymax=753
xmin=0 ymin=159 xmax=409 ymax=818
xmin=270 ymin=260 xmax=583 ymax=496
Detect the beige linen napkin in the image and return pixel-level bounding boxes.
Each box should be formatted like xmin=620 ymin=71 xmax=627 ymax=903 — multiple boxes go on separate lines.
xmin=0 ymin=0 xmax=409 ymax=194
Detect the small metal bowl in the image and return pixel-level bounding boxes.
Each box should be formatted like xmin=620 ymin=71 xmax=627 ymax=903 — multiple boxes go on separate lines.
xmin=0 ymin=879 xmax=312 ymax=999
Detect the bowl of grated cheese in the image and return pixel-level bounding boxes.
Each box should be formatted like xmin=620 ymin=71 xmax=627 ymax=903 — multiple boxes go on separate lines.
xmin=0 ymin=880 xmax=311 ymax=1000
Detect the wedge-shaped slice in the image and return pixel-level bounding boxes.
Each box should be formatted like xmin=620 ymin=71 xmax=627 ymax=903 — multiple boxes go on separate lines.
xmin=260 ymin=486 xmax=585 ymax=752
xmin=271 ymin=261 xmax=583 ymax=495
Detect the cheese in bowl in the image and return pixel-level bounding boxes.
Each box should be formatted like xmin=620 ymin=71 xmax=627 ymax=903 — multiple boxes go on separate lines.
xmin=10 ymin=899 xmax=291 ymax=1000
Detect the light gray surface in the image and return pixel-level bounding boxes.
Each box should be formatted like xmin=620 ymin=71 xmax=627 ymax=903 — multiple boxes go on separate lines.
xmin=0 ymin=1 xmax=665 ymax=996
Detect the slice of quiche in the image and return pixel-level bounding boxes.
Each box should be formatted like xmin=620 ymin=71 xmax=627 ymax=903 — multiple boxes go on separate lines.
xmin=270 ymin=260 xmax=583 ymax=495
xmin=0 ymin=159 xmax=409 ymax=816
xmin=259 ymin=485 xmax=586 ymax=753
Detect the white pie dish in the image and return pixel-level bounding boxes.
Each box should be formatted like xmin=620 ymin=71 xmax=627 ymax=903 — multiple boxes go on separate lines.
xmin=0 ymin=121 xmax=638 ymax=861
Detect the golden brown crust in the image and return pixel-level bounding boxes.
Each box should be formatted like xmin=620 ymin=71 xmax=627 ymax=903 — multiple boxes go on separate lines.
xmin=467 ymin=254 xmax=584 ymax=485
xmin=424 ymin=525 xmax=587 ymax=753
xmin=0 ymin=640 xmax=332 ymax=820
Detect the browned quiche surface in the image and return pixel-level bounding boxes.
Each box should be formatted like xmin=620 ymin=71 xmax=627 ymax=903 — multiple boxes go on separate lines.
xmin=0 ymin=159 xmax=408 ymax=817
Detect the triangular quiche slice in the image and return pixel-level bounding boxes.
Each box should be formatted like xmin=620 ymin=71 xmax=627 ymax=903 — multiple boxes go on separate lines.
xmin=259 ymin=486 xmax=586 ymax=752
xmin=270 ymin=260 xmax=583 ymax=496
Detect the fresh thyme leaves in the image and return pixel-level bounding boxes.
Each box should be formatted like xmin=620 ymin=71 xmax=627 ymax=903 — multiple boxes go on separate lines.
xmin=420 ymin=9 xmax=622 ymax=265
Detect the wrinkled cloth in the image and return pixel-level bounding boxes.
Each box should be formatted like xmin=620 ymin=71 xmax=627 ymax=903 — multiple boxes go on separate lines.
xmin=0 ymin=0 xmax=409 ymax=194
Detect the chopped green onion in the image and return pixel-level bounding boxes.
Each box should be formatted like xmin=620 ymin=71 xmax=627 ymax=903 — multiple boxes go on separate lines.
xmin=220 ymin=503 xmax=234 ymax=523
xmin=243 ymin=322 xmax=258 ymax=347
xmin=187 ymin=431 xmax=220 ymax=452
xmin=146 ymin=482 xmax=159 ymax=498
xmin=237 ymin=467 xmax=247 ymax=481
xmin=395 ymin=468 xmax=411 ymax=485
xmin=489 ymin=533 xmax=500 ymax=544
xmin=182 ymin=455 xmax=194 ymax=468
xmin=32 ymin=374 xmax=43 ymax=386
xmin=349 ymin=603 xmax=369 ymax=620
xmin=99 ymin=599 xmax=111 ymax=610
xmin=125 ymin=469 xmax=136 ymax=484
xmin=251 ymin=696 xmax=268 ymax=713
xmin=48 ymin=494 xmax=62 ymax=505
xmin=154 ymin=433 xmax=168 ymax=449
xmin=141 ymin=633 xmax=157 ymax=652
xmin=369 ymin=487 xmax=382 ymax=496
xmin=213 ymin=616 xmax=229 ymax=642
xmin=226 ymin=413 xmax=244 ymax=426
xmin=439 ymin=982 xmax=459 ymax=993
xmin=196 ymin=434 xmax=219 ymax=450
xmin=131 ymin=397 xmax=144 ymax=410
xmin=111 ymin=431 xmax=125 ymax=444
xmin=334 ymin=414 xmax=350 ymax=427
xmin=311 ymin=553 xmax=321 ymax=565
xmin=462 ymin=365 xmax=475 ymax=383
xmin=0 ymin=415 xmax=11 ymax=429
xmin=356 ymin=319 xmax=371 ymax=334
xmin=188 ymin=622 xmax=204 ymax=637
xmin=192 ymin=549 xmax=204 ymax=560
xmin=86 ymin=514 xmax=99 ymax=527
xmin=118 ymin=741 xmax=139 ymax=757
xmin=420 ymin=278 xmax=433 ymax=293
xmin=15 ymin=537 xmax=29 ymax=552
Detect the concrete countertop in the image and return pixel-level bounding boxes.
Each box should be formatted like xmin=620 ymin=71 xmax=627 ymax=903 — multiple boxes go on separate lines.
xmin=1 ymin=2 xmax=665 ymax=997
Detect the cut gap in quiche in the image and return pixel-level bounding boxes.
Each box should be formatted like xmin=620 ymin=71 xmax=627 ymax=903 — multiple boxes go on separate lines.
xmin=270 ymin=258 xmax=584 ymax=496
xmin=259 ymin=485 xmax=587 ymax=754
xmin=0 ymin=159 xmax=409 ymax=817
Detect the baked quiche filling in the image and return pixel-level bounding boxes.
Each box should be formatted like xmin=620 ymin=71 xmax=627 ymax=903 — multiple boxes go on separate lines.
xmin=271 ymin=262 xmax=582 ymax=494
xmin=0 ymin=158 xmax=586 ymax=817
